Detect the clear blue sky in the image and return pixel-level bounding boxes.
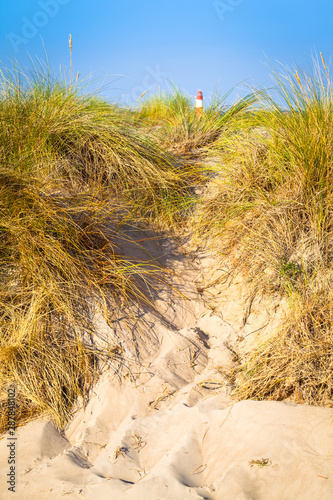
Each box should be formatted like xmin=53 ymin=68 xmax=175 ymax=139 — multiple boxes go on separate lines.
xmin=1 ymin=0 xmax=332 ymax=105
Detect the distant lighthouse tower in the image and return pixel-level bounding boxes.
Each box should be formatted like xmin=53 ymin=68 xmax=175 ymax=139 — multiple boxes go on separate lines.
xmin=196 ymin=90 xmax=203 ymax=118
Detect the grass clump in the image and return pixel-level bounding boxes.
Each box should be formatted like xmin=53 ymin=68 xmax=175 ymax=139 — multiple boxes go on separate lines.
xmin=0 ymin=63 xmax=194 ymax=227
xmin=232 ymin=291 xmax=333 ymax=406
xmin=0 ymin=171 xmax=157 ymax=431
xmin=0 ymin=61 xmax=186 ymax=432
xmin=197 ymin=56 xmax=333 ymax=406
xmin=137 ymin=89 xmax=193 ymax=126
xmin=138 ymin=87 xmax=256 ymax=158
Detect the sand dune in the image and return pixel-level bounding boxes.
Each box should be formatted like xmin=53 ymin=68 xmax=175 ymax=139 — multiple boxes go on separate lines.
xmin=1 ymin=233 xmax=332 ymax=499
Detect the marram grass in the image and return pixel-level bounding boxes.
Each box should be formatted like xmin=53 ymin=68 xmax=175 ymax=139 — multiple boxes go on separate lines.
xmin=137 ymin=87 xmax=257 ymax=158
xmin=0 ymin=63 xmax=193 ymax=227
xmin=197 ymin=56 xmax=333 ymax=406
xmin=0 ymin=62 xmax=187 ymax=432
xmin=0 ymin=172 xmax=163 ymax=431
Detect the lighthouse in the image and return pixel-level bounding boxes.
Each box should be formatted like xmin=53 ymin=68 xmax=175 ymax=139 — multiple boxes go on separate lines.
xmin=196 ymin=90 xmax=203 ymax=118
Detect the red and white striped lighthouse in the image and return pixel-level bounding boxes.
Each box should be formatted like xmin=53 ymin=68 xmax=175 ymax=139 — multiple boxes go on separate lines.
xmin=196 ymin=90 xmax=203 ymax=118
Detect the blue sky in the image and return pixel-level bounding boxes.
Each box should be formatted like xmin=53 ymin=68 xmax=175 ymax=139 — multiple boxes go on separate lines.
xmin=1 ymin=0 xmax=332 ymax=105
